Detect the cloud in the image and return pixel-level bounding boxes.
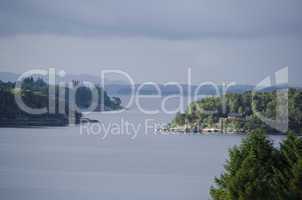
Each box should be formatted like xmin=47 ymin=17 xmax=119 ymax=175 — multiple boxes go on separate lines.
xmin=0 ymin=1 xmax=301 ymax=86
xmin=0 ymin=0 xmax=301 ymax=39
xmin=0 ymin=34 xmax=301 ymax=85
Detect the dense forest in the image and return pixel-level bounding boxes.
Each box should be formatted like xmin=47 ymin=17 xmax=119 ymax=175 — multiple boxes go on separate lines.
xmin=0 ymin=78 xmax=122 ymax=126
xmin=171 ymin=88 xmax=302 ymax=134
xmin=210 ymin=129 xmax=302 ymax=200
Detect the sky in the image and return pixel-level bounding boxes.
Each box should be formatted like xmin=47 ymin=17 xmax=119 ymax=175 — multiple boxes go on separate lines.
xmin=0 ymin=0 xmax=301 ymax=85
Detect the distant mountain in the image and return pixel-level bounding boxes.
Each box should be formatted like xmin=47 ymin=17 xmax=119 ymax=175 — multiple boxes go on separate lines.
xmin=104 ymin=84 xmax=255 ymax=96
xmin=0 ymin=72 xmax=128 ymax=85
xmin=0 ymin=72 xmax=19 ymax=82
xmin=255 ymin=83 xmax=290 ymax=92
xmin=104 ymin=84 xmax=300 ymax=96
xmin=1 ymin=72 xmax=298 ymax=96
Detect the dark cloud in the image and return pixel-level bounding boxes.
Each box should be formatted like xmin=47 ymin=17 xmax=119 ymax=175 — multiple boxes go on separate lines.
xmin=0 ymin=0 xmax=301 ymax=39
xmin=0 ymin=0 xmax=301 ymax=86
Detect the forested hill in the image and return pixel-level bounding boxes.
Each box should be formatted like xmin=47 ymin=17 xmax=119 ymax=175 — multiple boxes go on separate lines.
xmin=170 ymin=88 xmax=302 ymax=134
xmin=0 ymin=78 xmax=122 ymax=127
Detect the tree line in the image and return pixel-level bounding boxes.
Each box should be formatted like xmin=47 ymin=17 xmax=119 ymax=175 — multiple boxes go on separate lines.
xmin=171 ymin=88 xmax=302 ymax=134
xmin=0 ymin=78 xmax=122 ymax=126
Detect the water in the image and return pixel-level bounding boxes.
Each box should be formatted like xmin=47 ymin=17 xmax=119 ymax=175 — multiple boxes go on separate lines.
xmin=0 ymin=96 xmax=284 ymax=200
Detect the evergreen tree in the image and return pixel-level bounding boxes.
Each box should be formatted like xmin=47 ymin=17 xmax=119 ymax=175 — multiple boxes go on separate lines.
xmin=210 ymin=129 xmax=277 ymax=200
xmin=273 ymin=132 xmax=302 ymax=200
xmin=211 ymin=130 xmax=302 ymax=200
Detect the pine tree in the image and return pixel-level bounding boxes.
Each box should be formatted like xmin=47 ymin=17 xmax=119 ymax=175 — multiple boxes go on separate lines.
xmin=210 ymin=129 xmax=277 ymax=200
xmin=211 ymin=130 xmax=302 ymax=200
xmin=273 ymin=131 xmax=302 ymax=200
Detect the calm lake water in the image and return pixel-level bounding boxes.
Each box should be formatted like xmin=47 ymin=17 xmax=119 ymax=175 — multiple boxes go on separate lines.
xmin=0 ymin=96 xmax=284 ymax=200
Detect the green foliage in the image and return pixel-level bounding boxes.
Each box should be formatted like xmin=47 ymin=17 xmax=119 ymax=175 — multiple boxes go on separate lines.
xmin=211 ymin=130 xmax=302 ymax=200
xmin=0 ymin=79 xmax=77 ymax=126
xmin=273 ymin=131 xmax=302 ymax=200
xmin=0 ymin=78 xmax=121 ymax=126
xmin=171 ymin=112 xmax=187 ymax=127
xmin=171 ymin=88 xmax=302 ymax=134
xmin=289 ymin=89 xmax=302 ymax=133
xmin=71 ymin=84 xmax=122 ymax=110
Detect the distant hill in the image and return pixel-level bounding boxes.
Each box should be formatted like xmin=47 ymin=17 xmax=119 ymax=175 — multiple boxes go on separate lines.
xmin=104 ymin=83 xmax=301 ymax=96
xmin=104 ymin=84 xmax=255 ymax=96
xmin=0 ymin=72 xmax=127 ymax=85
xmin=1 ymin=72 xmax=299 ymax=96
xmin=0 ymin=72 xmax=19 ymax=82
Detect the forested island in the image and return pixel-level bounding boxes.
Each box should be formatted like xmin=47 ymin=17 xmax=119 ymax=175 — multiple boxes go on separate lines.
xmin=0 ymin=78 xmax=122 ymax=127
xmin=169 ymin=88 xmax=302 ymax=134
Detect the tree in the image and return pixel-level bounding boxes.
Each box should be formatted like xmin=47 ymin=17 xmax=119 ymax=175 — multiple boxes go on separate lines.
xmin=210 ymin=129 xmax=277 ymax=200
xmin=273 ymin=132 xmax=302 ymax=200
xmin=173 ymin=112 xmax=186 ymax=126
xmin=210 ymin=130 xmax=302 ymax=200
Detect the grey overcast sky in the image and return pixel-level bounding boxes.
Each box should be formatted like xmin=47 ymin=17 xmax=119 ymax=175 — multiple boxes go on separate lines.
xmin=0 ymin=0 xmax=301 ymax=85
